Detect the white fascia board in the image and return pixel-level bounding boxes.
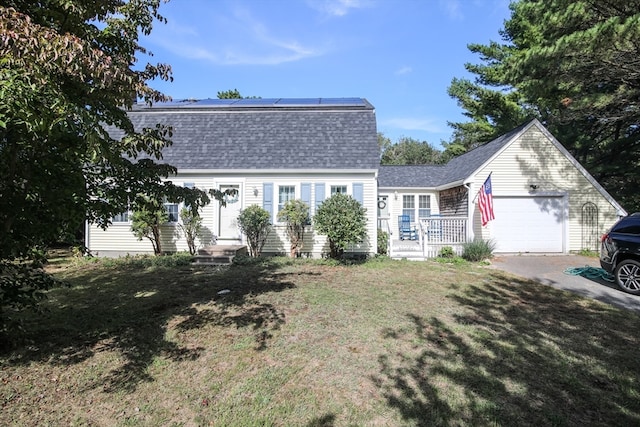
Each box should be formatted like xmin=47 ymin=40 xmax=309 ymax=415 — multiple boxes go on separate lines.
xmin=378 ymin=186 xmax=438 ymax=191
xmin=178 ymin=168 xmax=378 ymax=174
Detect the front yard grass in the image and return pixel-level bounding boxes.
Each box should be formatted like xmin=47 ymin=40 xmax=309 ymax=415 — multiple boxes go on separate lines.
xmin=1 ymin=254 xmax=639 ymax=426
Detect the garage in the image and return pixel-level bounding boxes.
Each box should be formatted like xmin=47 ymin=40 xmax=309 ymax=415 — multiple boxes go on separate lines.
xmin=490 ymin=195 xmax=566 ymax=253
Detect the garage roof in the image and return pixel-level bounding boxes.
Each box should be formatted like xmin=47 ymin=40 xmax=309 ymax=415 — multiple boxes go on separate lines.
xmin=379 ymin=121 xmax=530 ymax=188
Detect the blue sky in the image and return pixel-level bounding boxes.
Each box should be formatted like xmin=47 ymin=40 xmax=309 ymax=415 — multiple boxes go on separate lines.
xmin=142 ymin=0 xmax=511 ymax=147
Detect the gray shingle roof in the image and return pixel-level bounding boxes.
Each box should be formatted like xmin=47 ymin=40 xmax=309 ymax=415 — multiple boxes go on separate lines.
xmin=377 ymin=165 xmax=447 ymax=187
xmin=440 ymin=121 xmax=530 ymax=183
xmin=378 ymin=120 xmax=532 ymax=188
xmin=117 ymin=98 xmax=379 ymax=170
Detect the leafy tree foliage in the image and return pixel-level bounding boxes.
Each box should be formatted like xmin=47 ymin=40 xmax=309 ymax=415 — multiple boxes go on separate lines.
xmin=217 ymin=89 xmax=260 ymax=99
xmin=447 ymin=0 xmax=640 ymax=210
xmin=0 ymin=1 xmax=224 ymax=328
xmin=237 ymin=205 xmax=272 ymax=258
xmin=381 ymin=136 xmax=444 ymax=165
xmin=314 ymin=193 xmax=367 ymax=259
xmin=277 ymin=199 xmax=310 ymax=257
xmin=131 ymin=197 xmax=168 ymax=256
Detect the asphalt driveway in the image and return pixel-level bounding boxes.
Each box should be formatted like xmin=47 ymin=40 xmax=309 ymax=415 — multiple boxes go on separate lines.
xmin=490 ymin=254 xmax=640 ymax=313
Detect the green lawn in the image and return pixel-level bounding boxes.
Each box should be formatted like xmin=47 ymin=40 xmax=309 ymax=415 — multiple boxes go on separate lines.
xmin=2 ymin=254 xmax=640 ymax=426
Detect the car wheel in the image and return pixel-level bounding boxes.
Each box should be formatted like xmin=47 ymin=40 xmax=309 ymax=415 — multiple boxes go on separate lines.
xmin=614 ymin=259 xmax=640 ymax=295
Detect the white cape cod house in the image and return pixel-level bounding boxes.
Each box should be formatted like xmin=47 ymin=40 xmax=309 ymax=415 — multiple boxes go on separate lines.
xmin=86 ymin=98 xmax=380 ymax=258
xmin=86 ymin=99 xmax=625 ymax=259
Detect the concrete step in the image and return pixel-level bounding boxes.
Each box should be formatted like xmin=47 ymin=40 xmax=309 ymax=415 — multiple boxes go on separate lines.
xmin=195 ymin=245 xmax=248 ymax=265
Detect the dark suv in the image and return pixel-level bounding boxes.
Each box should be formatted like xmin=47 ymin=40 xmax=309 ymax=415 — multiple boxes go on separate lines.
xmin=600 ymin=213 xmax=640 ymax=295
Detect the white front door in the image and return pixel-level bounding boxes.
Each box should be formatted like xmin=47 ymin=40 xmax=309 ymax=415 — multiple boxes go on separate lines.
xmin=218 ymin=184 xmax=242 ymax=240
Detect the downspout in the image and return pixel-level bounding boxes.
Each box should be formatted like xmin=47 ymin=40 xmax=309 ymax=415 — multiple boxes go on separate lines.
xmin=84 ymin=219 xmax=90 ymax=256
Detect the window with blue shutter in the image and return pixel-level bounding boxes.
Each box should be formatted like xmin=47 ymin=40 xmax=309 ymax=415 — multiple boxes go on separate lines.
xmin=353 ymin=182 xmax=364 ymax=205
xmin=263 ymin=182 xmax=273 ymax=222
xmin=315 ymin=183 xmax=325 ymax=212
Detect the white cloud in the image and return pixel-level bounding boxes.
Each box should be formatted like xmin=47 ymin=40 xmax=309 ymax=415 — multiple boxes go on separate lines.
xmin=150 ymin=7 xmax=325 ymax=66
xmin=307 ymin=0 xmax=371 ymax=17
xmin=439 ymin=0 xmax=463 ymax=20
xmin=395 ymin=66 xmax=413 ymax=75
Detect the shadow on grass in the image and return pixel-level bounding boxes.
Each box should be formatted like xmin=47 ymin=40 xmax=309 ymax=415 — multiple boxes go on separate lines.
xmin=2 ymin=257 xmax=297 ymax=392
xmin=373 ymin=271 xmax=640 ymax=426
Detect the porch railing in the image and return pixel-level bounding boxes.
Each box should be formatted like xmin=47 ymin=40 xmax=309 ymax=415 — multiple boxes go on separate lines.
xmin=418 ymin=216 xmax=468 ymax=258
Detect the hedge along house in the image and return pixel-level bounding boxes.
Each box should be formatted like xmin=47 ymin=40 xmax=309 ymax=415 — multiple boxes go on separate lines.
xmin=86 ymin=98 xmax=380 ymax=258
xmin=378 ymin=119 xmax=626 ymax=258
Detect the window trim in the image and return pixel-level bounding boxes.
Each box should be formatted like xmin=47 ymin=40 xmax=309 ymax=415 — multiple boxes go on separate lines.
xmin=418 ymin=194 xmax=431 ymax=219
xmin=330 ymin=185 xmax=348 ymax=195
xmin=112 ymin=211 xmax=131 ymax=224
xmin=402 ymin=195 xmax=416 ymax=222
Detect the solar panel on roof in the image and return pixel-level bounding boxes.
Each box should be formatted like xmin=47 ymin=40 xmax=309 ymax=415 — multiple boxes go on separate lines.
xmin=234 ymin=98 xmax=279 ymax=105
xmin=320 ymin=98 xmax=364 ymax=105
xmin=188 ymin=99 xmax=237 ymax=106
xmin=276 ymin=98 xmax=320 ymax=105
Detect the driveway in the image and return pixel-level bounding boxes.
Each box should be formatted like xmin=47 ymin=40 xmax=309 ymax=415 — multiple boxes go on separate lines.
xmin=490 ymin=254 xmax=640 ymax=313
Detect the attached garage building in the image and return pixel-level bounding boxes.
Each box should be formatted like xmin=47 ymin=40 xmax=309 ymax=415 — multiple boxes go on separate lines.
xmin=490 ymin=195 xmax=566 ymax=253
xmin=379 ymin=119 xmax=626 ymax=255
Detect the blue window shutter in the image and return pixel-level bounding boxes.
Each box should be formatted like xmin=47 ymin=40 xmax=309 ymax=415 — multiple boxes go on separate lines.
xmin=301 ymin=183 xmax=311 ymax=206
xmin=263 ymin=183 xmax=273 ymax=222
xmin=301 ymin=183 xmax=311 ymax=221
xmin=353 ymin=183 xmax=364 ymax=205
xmin=315 ymin=183 xmax=325 ymax=211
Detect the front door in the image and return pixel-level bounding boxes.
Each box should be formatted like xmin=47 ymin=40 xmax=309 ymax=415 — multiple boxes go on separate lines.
xmin=218 ymin=184 xmax=241 ymax=240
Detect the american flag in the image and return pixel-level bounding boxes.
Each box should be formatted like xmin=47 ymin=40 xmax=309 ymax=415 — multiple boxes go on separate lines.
xmin=478 ymin=175 xmax=495 ymax=226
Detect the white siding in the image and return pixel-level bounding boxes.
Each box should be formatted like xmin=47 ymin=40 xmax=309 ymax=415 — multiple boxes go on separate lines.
xmin=88 ymin=172 xmax=377 ymax=257
xmin=471 ymin=126 xmax=621 ymax=252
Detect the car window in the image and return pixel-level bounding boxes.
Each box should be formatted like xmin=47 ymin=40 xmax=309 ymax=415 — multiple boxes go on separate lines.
xmin=613 ymin=221 xmax=640 ymax=234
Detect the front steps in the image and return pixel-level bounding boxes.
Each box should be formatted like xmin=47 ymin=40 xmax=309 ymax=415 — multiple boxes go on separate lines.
xmin=194 ymin=245 xmax=247 ymax=265
xmin=390 ymin=239 xmax=424 ymax=260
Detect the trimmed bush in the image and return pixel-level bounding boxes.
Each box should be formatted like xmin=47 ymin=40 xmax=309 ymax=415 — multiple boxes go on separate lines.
xmin=314 ymin=193 xmax=367 ymax=259
xmin=237 ymin=205 xmax=272 ymax=257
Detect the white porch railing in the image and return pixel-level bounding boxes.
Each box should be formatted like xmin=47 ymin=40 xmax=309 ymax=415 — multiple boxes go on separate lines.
xmin=417 ymin=216 xmax=468 ymax=258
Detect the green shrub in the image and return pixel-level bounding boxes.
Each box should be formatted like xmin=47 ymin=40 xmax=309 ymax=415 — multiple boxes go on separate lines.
xmin=577 ymin=248 xmax=599 ymax=257
xmin=98 ymin=252 xmax=194 ymax=269
xmin=461 ymin=239 xmax=496 ymax=262
xmin=237 ymin=205 xmax=272 ymax=257
xmin=377 ymin=229 xmax=389 ymax=255
xmin=438 ymin=246 xmax=455 ymax=258
xmin=314 ymin=193 xmax=367 ymax=259
xmin=277 ymin=199 xmax=310 ymax=257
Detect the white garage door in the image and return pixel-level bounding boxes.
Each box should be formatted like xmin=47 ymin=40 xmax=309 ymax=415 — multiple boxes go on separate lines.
xmin=490 ymin=196 xmax=565 ymax=253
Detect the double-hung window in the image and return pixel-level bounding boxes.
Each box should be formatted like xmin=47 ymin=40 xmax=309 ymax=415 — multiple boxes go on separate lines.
xmin=330 ymin=185 xmax=347 ymax=195
xmin=278 ymin=185 xmax=295 ymax=215
xmin=402 ymin=195 xmax=415 ymax=222
xmin=418 ymin=195 xmax=431 ymax=219
xmin=113 ymin=212 xmax=129 ymax=223
xmin=164 ymin=200 xmax=179 ymax=223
